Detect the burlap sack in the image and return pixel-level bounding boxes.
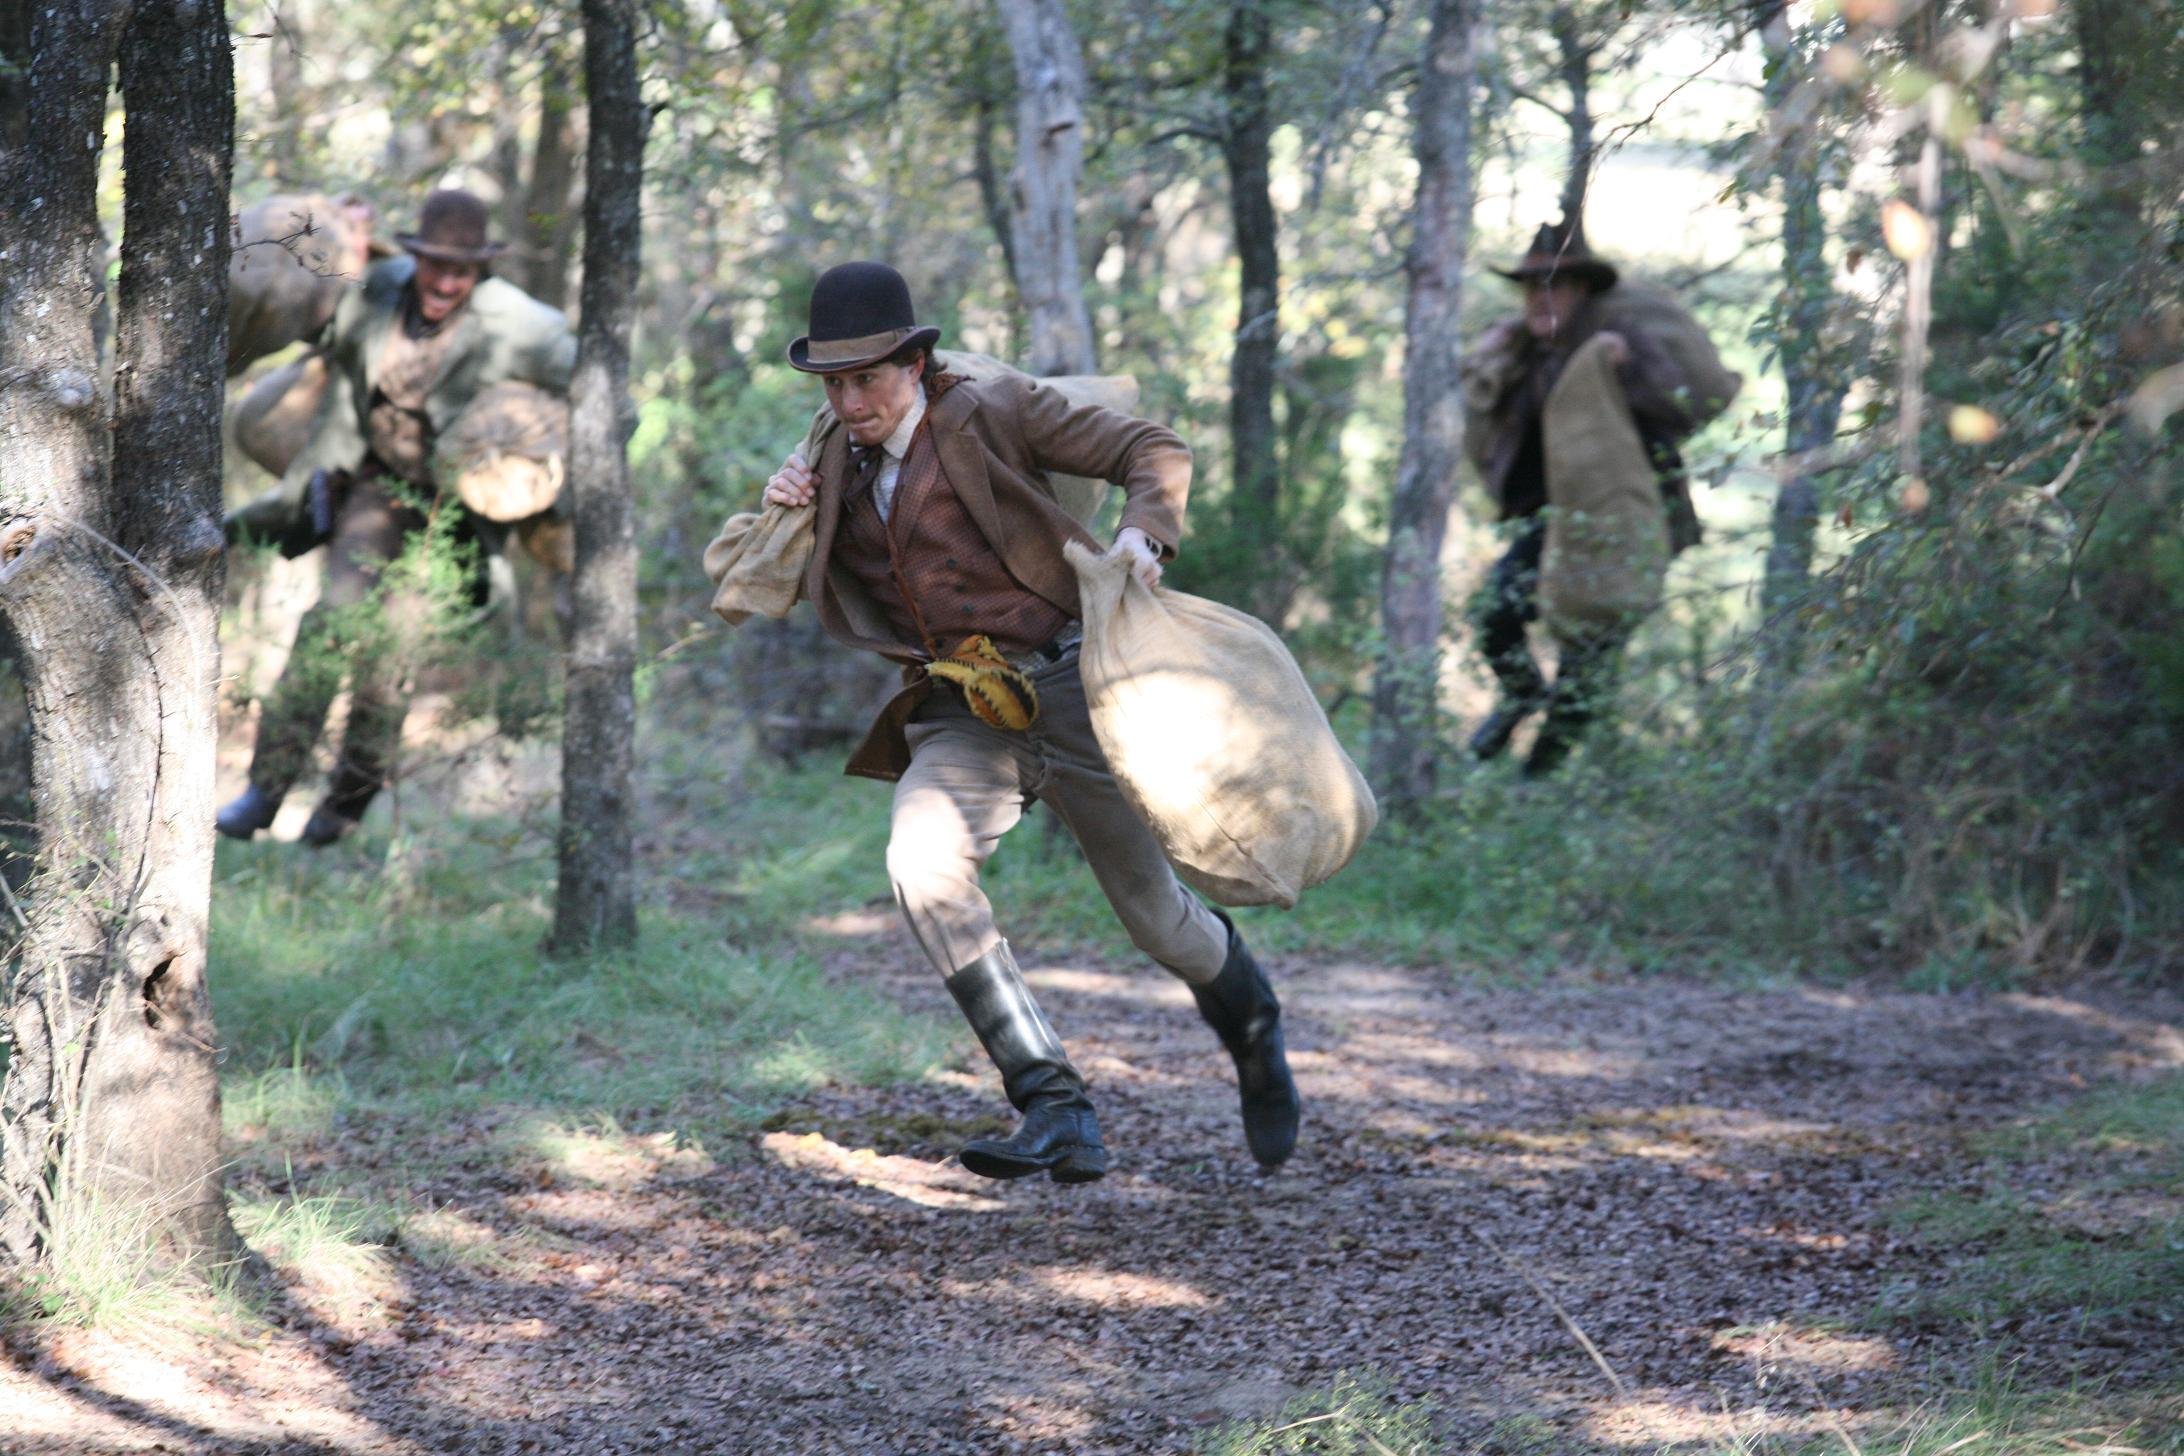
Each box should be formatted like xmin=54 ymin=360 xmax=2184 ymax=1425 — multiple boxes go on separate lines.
xmin=702 ymin=412 xmax=834 ymax=625
xmin=1592 ymin=280 xmax=1743 ymax=431
xmin=435 ymin=381 xmax=569 ymax=522
xmin=230 ymin=351 xmax=330 ymax=479
xmin=1066 ymin=540 xmax=1376 ymax=909
xmin=229 ymin=193 xmax=372 ymax=375
xmin=1540 ymin=336 xmax=1669 ymax=636
xmin=701 ymin=358 xmax=1140 ymax=627
xmin=932 ymin=350 xmax=1138 ymax=527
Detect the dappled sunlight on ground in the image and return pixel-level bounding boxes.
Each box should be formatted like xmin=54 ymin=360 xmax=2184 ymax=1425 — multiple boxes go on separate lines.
xmin=7 ymin=931 xmax=2177 ymax=1451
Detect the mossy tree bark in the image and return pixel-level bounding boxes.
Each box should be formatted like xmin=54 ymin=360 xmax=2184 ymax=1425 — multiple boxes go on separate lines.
xmin=552 ymin=0 xmax=647 ymax=955
xmin=1369 ymin=0 xmax=1477 ymax=816
xmin=0 ymin=0 xmax=239 ymax=1268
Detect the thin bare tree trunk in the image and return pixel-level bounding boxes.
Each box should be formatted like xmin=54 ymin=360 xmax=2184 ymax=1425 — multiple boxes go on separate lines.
xmin=1224 ymin=0 xmax=1283 ymax=619
xmin=1755 ymin=0 xmax=1845 ymax=671
xmin=996 ymin=0 xmax=1096 ymax=377
xmin=552 ymin=0 xmax=646 ymax=954
xmin=0 ymin=0 xmax=239 ymax=1268
xmin=523 ymin=51 xmax=583 ymax=313
xmin=1370 ymin=0 xmax=1476 ymax=815
xmin=1550 ymin=4 xmax=1593 ymax=223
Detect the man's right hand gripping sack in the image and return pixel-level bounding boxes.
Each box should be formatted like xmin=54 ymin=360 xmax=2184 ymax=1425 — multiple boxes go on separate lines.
xmin=1065 ymin=541 xmax=1378 ymax=909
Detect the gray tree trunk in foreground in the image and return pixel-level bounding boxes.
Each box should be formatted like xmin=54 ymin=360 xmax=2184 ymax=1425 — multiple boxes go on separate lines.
xmin=1369 ymin=0 xmax=1477 ymax=816
xmin=1755 ymin=0 xmax=1845 ymax=674
xmin=552 ymin=0 xmax=647 ymax=954
xmin=0 ymin=0 xmax=239 ymax=1268
xmin=997 ymin=0 xmax=1097 ymax=377
xmin=1224 ymin=0 xmax=1284 ymax=621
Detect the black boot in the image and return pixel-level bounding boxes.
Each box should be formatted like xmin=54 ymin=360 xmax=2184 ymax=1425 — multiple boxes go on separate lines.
xmin=1193 ymin=917 xmax=1301 ymax=1168
xmin=215 ymin=785 xmax=282 ymax=841
xmin=301 ymin=760 xmax=380 ymax=847
xmin=1468 ymin=700 xmax=1536 ymax=761
xmin=945 ymin=942 xmax=1107 ymax=1185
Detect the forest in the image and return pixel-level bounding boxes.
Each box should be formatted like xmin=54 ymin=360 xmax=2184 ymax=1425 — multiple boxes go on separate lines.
xmin=0 ymin=0 xmax=2178 ymax=1451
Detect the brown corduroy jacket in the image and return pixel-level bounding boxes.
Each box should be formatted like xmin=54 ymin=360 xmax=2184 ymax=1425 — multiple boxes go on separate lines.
xmin=798 ymin=371 xmax=1192 ymax=780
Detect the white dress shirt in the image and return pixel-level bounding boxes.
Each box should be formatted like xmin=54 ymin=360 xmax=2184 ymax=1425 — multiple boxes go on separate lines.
xmin=873 ymin=388 xmax=928 ymax=524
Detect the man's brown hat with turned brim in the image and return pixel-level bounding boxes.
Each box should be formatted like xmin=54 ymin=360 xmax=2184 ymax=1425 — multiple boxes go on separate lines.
xmin=396 ymin=189 xmax=510 ymax=264
xmin=1492 ymin=218 xmax=1619 ymax=292
xmin=787 ymin=261 xmax=941 ymax=373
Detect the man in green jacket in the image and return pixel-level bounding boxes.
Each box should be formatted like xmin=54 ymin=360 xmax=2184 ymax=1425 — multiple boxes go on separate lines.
xmin=220 ymin=189 xmax=576 ymax=846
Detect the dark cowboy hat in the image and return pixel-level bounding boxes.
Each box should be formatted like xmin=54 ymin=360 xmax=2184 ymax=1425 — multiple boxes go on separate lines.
xmin=787 ymin=261 xmax=941 ymax=373
xmin=395 ymin=189 xmax=510 ymax=265
xmin=1491 ymin=219 xmax=1618 ymax=292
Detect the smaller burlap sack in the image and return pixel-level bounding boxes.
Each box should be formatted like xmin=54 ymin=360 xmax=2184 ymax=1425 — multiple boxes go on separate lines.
xmin=702 ymin=413 xmax=834 ymax=625
xmin=701 ymin=358 xmax=1138 ymax=627
xmin=229 ymin=193 xmax=372 ymax=375
xmin=1591 ymin=280 xmax=1743 ymax=431
xmin=1066 ymin=540 xmax=1377 ymax=908
xmin=230 ymin=351 xmax=330 ymax=479
xmin=435 ymin=381 xmax=569 ymax=522
xmin=1540 ymin=336 xmax=1669 ymax=636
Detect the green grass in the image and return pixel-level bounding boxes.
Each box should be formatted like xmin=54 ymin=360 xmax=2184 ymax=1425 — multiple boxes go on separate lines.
xmin=1196 ymin=1373 xmax=1441 ymax=1454
xmin=1876 ymin=1073 xmax=2183 ymax=1333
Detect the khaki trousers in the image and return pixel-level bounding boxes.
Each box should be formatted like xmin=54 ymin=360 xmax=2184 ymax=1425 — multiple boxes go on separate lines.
xmin=889 ymin=649 xmax=1229 ymax=985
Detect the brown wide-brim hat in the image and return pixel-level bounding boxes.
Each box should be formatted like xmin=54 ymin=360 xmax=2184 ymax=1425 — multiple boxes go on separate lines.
xmin=1492 ymin=219 xmax=1619 ymax=292
xmin=396 ymin=188 xmax=511 ymax=265
xmin=788 ymin=261 xmax=941 ymax=373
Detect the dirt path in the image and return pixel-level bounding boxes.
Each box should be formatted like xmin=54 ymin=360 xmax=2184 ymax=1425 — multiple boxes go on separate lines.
xmin=6 ymin=933 xmax=2179 ymax=1454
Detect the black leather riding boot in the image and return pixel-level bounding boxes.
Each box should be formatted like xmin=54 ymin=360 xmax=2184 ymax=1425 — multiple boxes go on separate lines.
xmin=1193 ymin=917 xmax=1301 ymax=1168
xmin=945 ymin=942 xmax=1107 ymax=1184
xmin=215 ymin=784 xmax=282 ymax=841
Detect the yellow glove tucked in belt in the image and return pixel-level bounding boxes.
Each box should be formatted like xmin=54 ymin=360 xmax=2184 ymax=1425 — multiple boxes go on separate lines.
xmin=926 ymin=634 xmax=1040 ymax=731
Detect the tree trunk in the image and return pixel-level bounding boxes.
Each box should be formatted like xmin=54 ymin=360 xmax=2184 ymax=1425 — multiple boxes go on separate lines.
xmin=996 ymin=0 xmax=1097 ymax=377
xmin=523 ymin=51 xmax=583 ymax=313
xmin=264 ymin=0 xmax=306 ymax=182
xmin=1755 ymin=0 xmax=1845 ymax=674
xmin=1369 ymin=0 xmax=1476 ymax=816
xmin=1550 ymin=4 xmax=1593 ymax=224
xmin=552 ymin=0 xmax=646 ymax=954
xmin=0 ymin=0 xmax=238 ymax=1269
xmin=1224 ymin=0 xmax=1283 ymax=619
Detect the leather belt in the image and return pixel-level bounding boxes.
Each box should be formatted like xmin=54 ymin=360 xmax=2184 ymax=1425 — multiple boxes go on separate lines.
xmin=1008 ymin=624 xmax=1082 ymax=675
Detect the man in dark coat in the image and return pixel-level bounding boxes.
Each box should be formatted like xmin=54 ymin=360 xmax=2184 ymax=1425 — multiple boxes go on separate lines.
xmin=1461 ymin=220 xmax=1709 ymax=776
xmin=219 ymin=190 xmax=576 ymax=845
xmin=724 ymin=261 xmax=1299 ymax=1184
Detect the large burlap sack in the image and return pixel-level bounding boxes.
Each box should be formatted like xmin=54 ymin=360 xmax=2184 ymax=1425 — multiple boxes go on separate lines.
xmin=1540 ymin=336 xmax=1669 ymax=636
xmin=1066 ymin=540 xmax=1376 ymax=908
xmin=435 ymin=381 xmax=569 ymax=522
xmin=932 ymin=350 xmax=1138 ymax=527
xmin=228 ymin=193 xmax=373 ymax=375
xmin=229 ymin=351 xmax=330 ymax=479
xmin=1592 ymin=280 xmax=1743 ymax=431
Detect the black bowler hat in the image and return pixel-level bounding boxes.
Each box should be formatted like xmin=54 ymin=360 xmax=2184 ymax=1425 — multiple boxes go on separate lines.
xmin=1491 ymin=218 xmax=1618 ymax=292
xmin=787 ymin=261 xmax=942 ymax=373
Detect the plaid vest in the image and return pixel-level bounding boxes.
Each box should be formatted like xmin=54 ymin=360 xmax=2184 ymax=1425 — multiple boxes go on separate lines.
xmin=835 ymin=419 xmax=1072 ymax=660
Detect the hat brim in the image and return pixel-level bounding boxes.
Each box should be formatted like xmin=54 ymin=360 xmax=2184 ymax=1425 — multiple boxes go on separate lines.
xmin=1492 ymin=258 xmax=1618 ymax=291
xmin=787 ymin=326 xmax=941 ymax=374
xmin=397 ymin=234 xmax=511 ymax=264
